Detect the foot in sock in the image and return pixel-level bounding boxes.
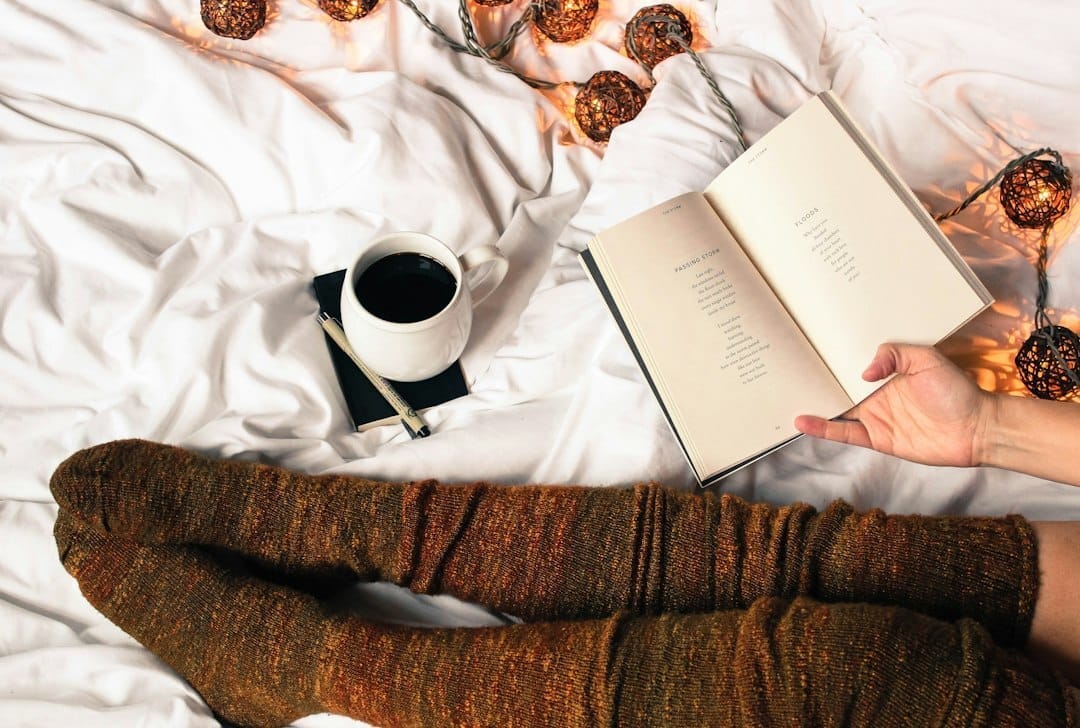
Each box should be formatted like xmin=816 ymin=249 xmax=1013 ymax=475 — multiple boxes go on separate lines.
xmin=52 ymin=439 xmax=1038 ymax=647
xmin=54 ymin=504 xmax=1075 ymax=728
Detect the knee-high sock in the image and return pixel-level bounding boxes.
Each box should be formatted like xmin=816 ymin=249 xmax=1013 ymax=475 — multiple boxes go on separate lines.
xmin=54 ymin=509 xmax=1073 ymax=728
xmin=52 ymin=439 xmax=1038 ymax=646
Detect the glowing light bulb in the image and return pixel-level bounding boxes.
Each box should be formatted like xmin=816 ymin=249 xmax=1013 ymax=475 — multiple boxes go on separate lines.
xmin=201 ymin=0 xmax=266 ymax=39
xmin=574 ymin=71 xmax=646 ymax=143
xmin=625 ymin=4 xmax=693 ymax=69
xmin=535 ymin=0 xmax=597 ymax=42
xmin=319 ymin=0 xmax=379 ymax=21
xmin=999 ymin=157 xmax=1072 ymax=229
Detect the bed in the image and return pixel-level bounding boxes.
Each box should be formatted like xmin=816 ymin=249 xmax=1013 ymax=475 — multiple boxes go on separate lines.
xmin=3 ymin=0 xmax=1080 ymax=724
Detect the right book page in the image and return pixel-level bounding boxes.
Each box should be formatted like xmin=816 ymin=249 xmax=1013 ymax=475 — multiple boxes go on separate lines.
xmin=703 ymin=92 xmax=992 ymax=402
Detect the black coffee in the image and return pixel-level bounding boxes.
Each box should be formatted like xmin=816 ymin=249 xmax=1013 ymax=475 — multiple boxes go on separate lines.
xmin=355 ymin=252 xmax=457 ymax=324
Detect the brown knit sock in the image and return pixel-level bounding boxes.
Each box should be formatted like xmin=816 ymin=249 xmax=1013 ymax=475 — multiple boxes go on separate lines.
xmin=54 ymin=508 xmax=1074 ymax=728
xmin=52 ymin=439 xmax=1038 ymax=647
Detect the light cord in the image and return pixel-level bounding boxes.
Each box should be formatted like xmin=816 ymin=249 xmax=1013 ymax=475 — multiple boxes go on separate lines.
xmin=932 ymin=149 xmax=1068 ymax=334
xmin=934 ymin=148 xmax=1079 ymax=392
xmin=393 ymin=0 xmax=549 ymax=71
xmin=487 ymin=4 xmax=535 ymax=59
xmin=933 ymin=147 xmax=1062 ymax=223
xmin=1031 ymin=226 xmax=1080 ymax=390
xmin=625 ymin=13 xmax=747 ymax=152
xmin=456 ymin=0 xmax=571 ymax=90
xmin=1035 ymin=226 xmax=1053 ymax=331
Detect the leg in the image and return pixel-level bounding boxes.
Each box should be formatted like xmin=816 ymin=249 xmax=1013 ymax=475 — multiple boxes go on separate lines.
xmin=52 ymin=439 xmax=1039 ymax=646
xmin=53 ymin=507 xmax=1075 ymax=727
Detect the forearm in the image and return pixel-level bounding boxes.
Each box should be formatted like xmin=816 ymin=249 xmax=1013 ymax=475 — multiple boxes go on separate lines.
xmin=978 ymin=394 xmax=1080 ymax=486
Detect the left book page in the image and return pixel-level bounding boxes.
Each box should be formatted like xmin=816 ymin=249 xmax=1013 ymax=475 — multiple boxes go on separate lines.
xmin=581 ymin=192 xmax=850 ymax=483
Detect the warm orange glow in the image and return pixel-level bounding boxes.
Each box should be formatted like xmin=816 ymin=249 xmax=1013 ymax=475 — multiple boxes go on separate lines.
xmin=1000 ymin=157 xmax=1072 ymax=228
xmin=942 ymin=298 xmax=1080 ymax=400
xmin=935 ymin=195 xmax=1079 ymax=400
xmin=534 ymin=0 xmax=598 ymax=43
xmin=316 ymin=0 xmax=379 ymax=22
xmin=686 ymin=6 xmax=708 ymax=52
xmin=573 ymin=70 xmax=646 ymax=142
xmin=624 ymin=4 xmax=692 ymax=68
xmin=294 ymin=0 xmax=357 ymax=43
xmin=536 ymin=84 xmax=581 ymax=146
xmin=943 ymin=326 xmax=1031 ymax=397
xmin=169 ymin=16 xmax=255 ymax=62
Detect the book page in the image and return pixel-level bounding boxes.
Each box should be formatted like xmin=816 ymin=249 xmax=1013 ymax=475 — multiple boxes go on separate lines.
xmin=704 ymin=94 xmax=990 ymax=402
xmin=587 ymin=191 xmax=850 ymax=480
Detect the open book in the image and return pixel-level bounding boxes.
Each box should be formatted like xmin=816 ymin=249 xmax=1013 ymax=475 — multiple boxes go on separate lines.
xmin=580 ymin=91 xmax=992 ymax=486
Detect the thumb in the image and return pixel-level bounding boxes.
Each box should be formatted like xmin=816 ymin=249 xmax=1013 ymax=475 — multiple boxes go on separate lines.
xmin=862 ymin=343 xmax=944 ymax=382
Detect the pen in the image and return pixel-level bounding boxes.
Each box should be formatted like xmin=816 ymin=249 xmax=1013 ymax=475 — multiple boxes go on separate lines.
xmin=316 ymin=312 xmax=431 ymax=439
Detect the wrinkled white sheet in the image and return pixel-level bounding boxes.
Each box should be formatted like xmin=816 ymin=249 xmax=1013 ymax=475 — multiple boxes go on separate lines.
xmin=3 ymin=0 xmax=1080 ymax=725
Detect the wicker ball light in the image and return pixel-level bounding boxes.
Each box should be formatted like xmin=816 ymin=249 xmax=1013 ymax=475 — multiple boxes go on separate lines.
xmin=201 ymin=0 xmax=266 ymax=38
xmin=1000 ymin=158 xmax=1072 ymax=229
xmin=319 ymin=0 xmax=380 ymax=21
xmin=1015 ymin=325 xmax=1080 ymax=400
xmin=535 ymin=0 xmax=598 ymax=42
xmin=625 ymin=4 xmax=692 ymax=69
xmin=574 ymin=71 xmax=646 ymax=143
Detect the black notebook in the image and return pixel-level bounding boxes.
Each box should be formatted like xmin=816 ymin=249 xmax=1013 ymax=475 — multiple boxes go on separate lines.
xmin=312 ymin=270 xmax=468 ymax=432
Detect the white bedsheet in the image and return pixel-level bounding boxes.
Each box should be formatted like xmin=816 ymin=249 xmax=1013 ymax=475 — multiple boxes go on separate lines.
xmin=3 ymin=0 xmax=1080 ymax=725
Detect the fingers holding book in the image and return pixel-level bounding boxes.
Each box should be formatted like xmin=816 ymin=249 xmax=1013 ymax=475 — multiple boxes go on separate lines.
xmin=795 ymin=343 xmax=990 ymax=469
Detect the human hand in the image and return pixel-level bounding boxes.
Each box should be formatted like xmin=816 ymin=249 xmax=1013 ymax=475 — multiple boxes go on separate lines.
xmin=794 ymin=343 xmax=995 ymax=467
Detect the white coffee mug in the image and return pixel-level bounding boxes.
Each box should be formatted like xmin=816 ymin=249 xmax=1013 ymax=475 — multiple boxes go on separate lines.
xmin=341 ymin=232 xmax=508 ymax=382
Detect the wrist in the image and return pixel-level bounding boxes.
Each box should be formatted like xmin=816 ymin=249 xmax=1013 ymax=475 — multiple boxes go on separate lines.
xmin=970 ymin=390 xmax=1080 ymax=486
xmin=973 ymin=392 xmax=1008 ymax=468
xmin=974 ymin=393 xmax=1040 ymax=471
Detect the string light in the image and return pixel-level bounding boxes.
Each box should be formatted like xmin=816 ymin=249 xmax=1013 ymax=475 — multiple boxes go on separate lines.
xmin=574 ymin=71 xmax=646 ymax=143
xmin=319 ymin=0 xmax=381 ymax=21
xmin=535 ymin=0 xmax=598 ymax=43
xmin=1004 ymin=155 xmax=1077 ymax=399
xmin=195 ymin=0 xmax=734 ymax=145
xmin=624 ymin=4 xmax=692 ymax=69
xmin=200 ymin=0 xmax=266 ymax=39
xmin=624 ymin=7 xmax=747 ymax=151
xmin=1016 ymin=325 xmax=1080 ymax=400
xmin=999 ymin=157 xmax=1072 ymax=229
xmin=937 ymin=149 xmax=1078 ymax=399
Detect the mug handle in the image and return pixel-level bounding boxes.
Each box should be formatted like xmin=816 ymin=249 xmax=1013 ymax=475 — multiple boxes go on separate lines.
xmin=459 ymin=245 xmax=509 ymax=307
